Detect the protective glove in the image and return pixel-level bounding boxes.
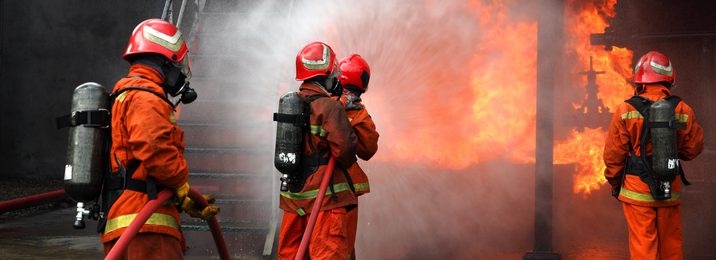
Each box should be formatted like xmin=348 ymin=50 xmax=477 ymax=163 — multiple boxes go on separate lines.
xmin=173 ymin=182 xmax=190 ymax=201
xmin=181 ymin=194 xmax=221 ymax=221
xmin=611 ymin=185 xmax=620 ymax=199
xmin=339 ymin=90 xmax=363 ymax=110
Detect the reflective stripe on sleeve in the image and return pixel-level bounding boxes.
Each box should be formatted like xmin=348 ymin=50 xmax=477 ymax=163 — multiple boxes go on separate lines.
xmin=675 ymin=113 xmax=688 ymax=123
xmin=310 ymin=125 xmax=326 ymax=137
xmin=620 ymin=110 xmax=689 ymax=123
xmin=353 ymin=183 xmax=369 ymax=192
xmin=116 ymin=92 xmax=128 ymax=102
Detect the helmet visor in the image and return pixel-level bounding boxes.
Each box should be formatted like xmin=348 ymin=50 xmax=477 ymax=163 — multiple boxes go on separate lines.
xmin=175 ymin=54 xmax=192 ymax=80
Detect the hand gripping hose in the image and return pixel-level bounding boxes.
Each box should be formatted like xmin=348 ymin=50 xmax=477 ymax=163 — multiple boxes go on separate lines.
xmin=294 ymin=157 xmax=336 ymax=260
xmin=188 ymin=187 xmax=230 ymax=260
xmin=105 ymin=188 xmax=230 ymax=260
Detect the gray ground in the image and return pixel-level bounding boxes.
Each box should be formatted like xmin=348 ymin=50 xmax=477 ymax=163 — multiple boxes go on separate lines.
xmin=0 ymin=177 xmax=68 ymax=221
xmin=0 ymin=207 xmax=103 ymax=259
xmin=0 ymin=177 xmax=101 ymax=259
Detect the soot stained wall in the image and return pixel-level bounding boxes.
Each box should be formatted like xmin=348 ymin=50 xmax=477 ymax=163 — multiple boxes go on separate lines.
xmin=0 ymin=1 xmax=164 ymax=178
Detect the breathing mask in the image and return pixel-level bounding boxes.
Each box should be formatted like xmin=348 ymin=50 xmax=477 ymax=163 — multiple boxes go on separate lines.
xmin=163 ymin=56 xmax=197 ymax=105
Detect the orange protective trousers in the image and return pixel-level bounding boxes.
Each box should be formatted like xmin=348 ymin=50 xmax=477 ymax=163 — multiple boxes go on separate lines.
xmin=622 ymin=203 xmax=682 ymax=260
xmin=279 ymin=207 xmax=356 ymax=260
xmin=103 ymin=233 xmax=183 ymax=259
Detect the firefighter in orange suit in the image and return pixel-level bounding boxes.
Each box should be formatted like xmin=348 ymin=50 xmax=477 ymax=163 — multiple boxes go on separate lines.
xmin=101 ymin=19 xmax=218 ymax=258
xmin=336 ymin=54 xmax=380 ymax=258
xmin=278 ymin=42 xmax=359 ymax=259
xmin=604 ymin=51 xmax=703 ymax=260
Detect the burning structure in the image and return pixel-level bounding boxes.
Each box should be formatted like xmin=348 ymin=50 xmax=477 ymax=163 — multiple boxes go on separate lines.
xmin=0 ymin=0 xmax=714 ymax=259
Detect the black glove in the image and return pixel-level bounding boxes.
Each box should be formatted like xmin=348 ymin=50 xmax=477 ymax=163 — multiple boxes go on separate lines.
xmin=611 ymin=185 xmax=620 ymax=199
xmin=339 ymin=91 xmax=363 ymax=110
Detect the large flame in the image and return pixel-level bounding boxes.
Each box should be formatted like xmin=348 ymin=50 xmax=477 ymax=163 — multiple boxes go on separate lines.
xmin=555 ymin=0 xmax=633 ymax=195
xmin=554 ymin=127 xmax=608 ymax=194
xmin=325 ymin=0 xmax=632 ymax=195
xmin=376 ymin=0 xmax=537 ymax=169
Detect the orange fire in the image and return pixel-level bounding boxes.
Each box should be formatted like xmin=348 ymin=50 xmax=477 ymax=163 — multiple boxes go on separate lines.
xmin=356 ymin=0 xmax=632 ymax=195
xmin=554 ymin=127 xmax=608 ymax=194
xmin=378 ymin=1 xmax=537 ymax=169
xmin=555 ymin=0 xmax=633 ymax=195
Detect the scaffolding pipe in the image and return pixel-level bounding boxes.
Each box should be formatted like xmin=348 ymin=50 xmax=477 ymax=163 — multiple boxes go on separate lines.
xmin=176 ymin=0 xmax=188 ymax=28
xmin=161 ymin=0 xmax=173 ymax=21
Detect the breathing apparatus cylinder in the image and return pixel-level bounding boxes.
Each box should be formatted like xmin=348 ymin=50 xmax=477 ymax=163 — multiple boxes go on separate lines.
xmin=649 ymin=98 xmax=679 ymax=197
xmin=274 ymin=92 xmax=305 ymax=191
xmin=63 ymin=83 xmax=110 ymax=203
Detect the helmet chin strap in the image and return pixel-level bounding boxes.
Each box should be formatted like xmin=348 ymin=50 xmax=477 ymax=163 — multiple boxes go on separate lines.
xmin=309 ymin=77 xmax=342 ymax=97
xmin=330 ymin=82 xmax=343 ymax=97
xmin=634 ymin=84 xmax=645 ymax=95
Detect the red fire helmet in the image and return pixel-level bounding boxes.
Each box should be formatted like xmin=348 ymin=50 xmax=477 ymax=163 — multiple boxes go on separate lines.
xmin=338 ymin=54 xmax=371 ymax=92
xmin=634 ymin=51 xmax=675 ymax=85
xmin=123 ymin=19 xmax=189 ymax=63
xmin=295 ymin=42 xmax=337 ymax=81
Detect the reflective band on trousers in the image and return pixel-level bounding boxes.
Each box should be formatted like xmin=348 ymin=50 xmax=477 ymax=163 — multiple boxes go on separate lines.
xmin=104 ymin=213 xmax=179 ymax=234
xmin=620 ymin=187 xmax=681 ymax=203
xmin=280 ymin=182 xmax=369 ymax=200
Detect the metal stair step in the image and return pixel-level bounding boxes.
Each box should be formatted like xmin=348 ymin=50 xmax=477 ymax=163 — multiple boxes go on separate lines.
xmin=179 ymin=120 xmax=268 ymax=129
xmin=194 ymin=34 xmax=276 ymax=57
xmin=190 ymin=53 xmax=274 ymax=78
xmin=185 ymin=78 xmax=282 ymax=102
xmin=201 ymin=0 xmax=288 ymax=14
xmin=183 ymin=225 xmax=268 ymax=258
xmin=177 ymin=99 xmax=274 ymax=124
xmin=199 ymin=13 xmax=253 ymax=34
xmin=184 ymin=147 xmax=273 ymax=173
xmin=185 ymin=97 xmax=275 ymax=112
xmin=201 ymin=0 xmax=253 ymax=13
xmin=181 ymin=197 xmax=272 ymax=227
xmin=182 ymin=122 xmax=272 ymax=148
xmin=189 ymin=172 xmax=273 ymax=199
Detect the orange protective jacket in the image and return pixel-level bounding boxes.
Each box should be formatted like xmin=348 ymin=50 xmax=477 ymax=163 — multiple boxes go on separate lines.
xmin=279 ymin=83 xmax=358 ymax=216
xmin=345 ymin=101 xmax=379 ymax=195
xmin=603 ymin=84 xmax=703 ymax=207
xmin=100 ymin=64 xmax=189 ymax=243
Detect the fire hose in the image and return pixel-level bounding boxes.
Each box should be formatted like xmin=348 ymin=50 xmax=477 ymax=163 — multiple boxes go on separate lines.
xmin=294 ymin=157 xmax=336 ymax=260
xmin=0 ymin=189 xmax=68 ymax=213
xmin=105 ymin=188 xmax=230 ymax=260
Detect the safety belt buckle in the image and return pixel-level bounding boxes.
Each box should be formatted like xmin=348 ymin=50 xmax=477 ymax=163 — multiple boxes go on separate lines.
xmin=669 ymin=120 xmax=686 ymax=129
xmin=119 ymin=166 xmax=128 ymax=190
xmin=75 ymin=109 xmax=110 ymax=128
xmin=69 ymin=111 xmax=79 ymax=127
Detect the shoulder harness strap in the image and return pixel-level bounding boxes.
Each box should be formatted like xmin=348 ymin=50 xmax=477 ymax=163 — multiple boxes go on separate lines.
xmin=623 ymin=95 xmax=690 ymax=186
xmin=110 ymin=86 xmax=176 ymax=110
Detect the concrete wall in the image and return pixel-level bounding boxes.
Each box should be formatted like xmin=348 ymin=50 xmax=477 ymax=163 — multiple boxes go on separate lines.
xmin=0 ymin=1 xmax=171 ymax=178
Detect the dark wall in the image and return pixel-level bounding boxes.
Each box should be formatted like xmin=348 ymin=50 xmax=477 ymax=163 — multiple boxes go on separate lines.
xmin=608 ymin=1 xmax=716 ymax=257
xmin=0 ymin=1 xmax=166 ymax=178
